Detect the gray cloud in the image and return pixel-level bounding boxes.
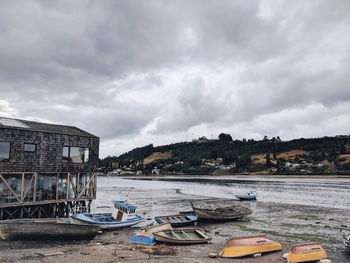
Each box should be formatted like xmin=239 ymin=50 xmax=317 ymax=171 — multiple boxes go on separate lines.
xmin=0 ymin=0 xmax=350 ymax=157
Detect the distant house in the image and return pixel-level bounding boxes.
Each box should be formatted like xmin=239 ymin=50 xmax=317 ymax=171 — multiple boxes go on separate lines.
xmin=318 ymin=160 xmax=335 ymax=170
xmin=151 ymin=167 xmax=161 ymax=174
xmin=0 ymin=117 xmax=99 ymax=220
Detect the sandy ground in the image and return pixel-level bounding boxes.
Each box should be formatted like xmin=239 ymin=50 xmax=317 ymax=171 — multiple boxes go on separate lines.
xmin=0 ymin=230 xmax=288 ymax=263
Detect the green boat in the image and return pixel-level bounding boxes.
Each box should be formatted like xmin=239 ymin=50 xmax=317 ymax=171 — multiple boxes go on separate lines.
xmin=153 ymin=227 xmax=212 ymax=244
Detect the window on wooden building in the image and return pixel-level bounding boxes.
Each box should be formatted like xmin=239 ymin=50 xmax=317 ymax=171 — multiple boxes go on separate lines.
xmin=62 ymin=146 xmax=89 ymax=163
xmin=24 ymin=143 xmax=36 ymax=152
xmin=0 ymin=142 xmax=10 ymax=161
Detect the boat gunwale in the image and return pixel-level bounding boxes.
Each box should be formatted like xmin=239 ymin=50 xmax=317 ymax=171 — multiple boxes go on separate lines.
xmin=153 ymin=228 xmax=212 ymax=242
xmin=73 ymin=214 xmax=144 ymax=225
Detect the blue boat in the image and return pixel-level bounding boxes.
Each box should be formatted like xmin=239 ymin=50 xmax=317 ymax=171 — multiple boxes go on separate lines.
xmin=234 ymin=191 xmax=257 ymax=201
xmin=73 ymin=201 xmax=144 ymax=230
xmin=130 ymin=232 xmax=156 ymax=245
xmin=154 ymin=215 xmax=197 ymax=227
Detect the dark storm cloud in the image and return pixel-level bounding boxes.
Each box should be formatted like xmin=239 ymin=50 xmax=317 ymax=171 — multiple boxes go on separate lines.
xmin=0 ymin=0 xmax=350 ymax=156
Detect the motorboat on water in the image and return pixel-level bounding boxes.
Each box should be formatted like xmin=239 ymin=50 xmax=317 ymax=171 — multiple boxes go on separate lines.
xmin=235 ymin=191 xmax=257 ymax=201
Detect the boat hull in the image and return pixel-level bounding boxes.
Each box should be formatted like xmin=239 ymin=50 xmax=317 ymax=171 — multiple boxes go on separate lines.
xmin=0 ymin=218 xmax=100 ymax=240
xmin=219 ymin=235 xmax=282 ymax=258
xmin=73 ymin=214 xmax=144 ymax=229
xmin=130 ymin=232 xmax=156 ymax=245
xmin=154 ymin=215 xmax=197 ymax=227
xmin=287 ymin=243 xmax=328 ymax=263
xmin=191 ymin=204 xmax=252 ymax=220
xmin=234 ymin=195 xmax=257 ymax=201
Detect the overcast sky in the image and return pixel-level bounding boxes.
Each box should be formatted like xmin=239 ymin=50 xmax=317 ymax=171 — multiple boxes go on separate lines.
xmin=1 ymin=0 xmax=350 ymax=157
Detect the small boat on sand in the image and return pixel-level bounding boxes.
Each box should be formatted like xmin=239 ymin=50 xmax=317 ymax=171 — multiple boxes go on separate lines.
xmin=130 ymin=232 xmax=156 ymax=245
xmin=153 ymin=227 xmax=212 ymax=244
xmin=130 ymin=223 xmax=173 ymax=245
xmin=191 ymin=200 xmax=252 ymax=220
xmin=155 ymin=215 xmax=197 ymax=227
xmin=219 ymin=235 xmax=282 ymax=258
xmin=73 ymin=201 xmax=143 ymax=229
xmin=0 ymin=218 xmax=100 ymax=240
xmin=287 ymin=242 xmax=328 ymax=263
xmin=235 ymin=191 xmax=257 ymax=201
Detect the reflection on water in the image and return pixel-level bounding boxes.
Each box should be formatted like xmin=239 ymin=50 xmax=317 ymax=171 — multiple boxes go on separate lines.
xmin=97 ymin=176 xmax=350 ymax=209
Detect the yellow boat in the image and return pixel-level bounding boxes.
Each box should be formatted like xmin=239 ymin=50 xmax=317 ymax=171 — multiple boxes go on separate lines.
xmin=287 ymin=242 xmax=328 ymax=263
xmin=219 ymin=235 xmax=283 ymax=258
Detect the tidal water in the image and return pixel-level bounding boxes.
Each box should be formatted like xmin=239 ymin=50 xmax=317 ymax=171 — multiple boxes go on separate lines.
xmin=96 ymin=176 xmax=350 ymax=210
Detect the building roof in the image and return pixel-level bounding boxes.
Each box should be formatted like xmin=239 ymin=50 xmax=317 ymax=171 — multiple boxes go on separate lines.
xmin=0 ymin=117 xmax=98 ymax=138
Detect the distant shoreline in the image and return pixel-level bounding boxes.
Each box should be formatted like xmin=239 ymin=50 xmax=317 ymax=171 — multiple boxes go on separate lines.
xmin=98 ymin=173 xmax=350 ymax=179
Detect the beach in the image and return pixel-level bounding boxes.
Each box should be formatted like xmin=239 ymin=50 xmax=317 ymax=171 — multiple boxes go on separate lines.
xmin=1 ymin=176 xmax=349 ymax=262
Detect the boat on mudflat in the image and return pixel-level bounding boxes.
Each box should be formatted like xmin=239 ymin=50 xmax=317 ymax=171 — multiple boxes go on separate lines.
xmin=153 ymin=227 xmax=212 ymax=244
xmin=234 ymin=191 xmax=257 ymax=201
xmin=0 ymin=218 xmax=100 ymax=240
xmin=287 ymin=242 xmax=328 ymax=263
xmin=219 ymin=235 xmax=282 ymax=258
xmin=73 ymin=201 xmax=143 ymax=229
xmin=190 ymin=200 xmax=252 ymax=220
xmin=130 ymin=223 xmax=173 ymax=245
xmin=154 ymin=215 xmax=197 ymax=227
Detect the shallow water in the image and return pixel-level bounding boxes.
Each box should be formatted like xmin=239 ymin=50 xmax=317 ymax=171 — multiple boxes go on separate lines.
xmin=95 ymin=176 xmax=350 ymax=262
xmin=96 ymin=176 xmax=350 ymax=209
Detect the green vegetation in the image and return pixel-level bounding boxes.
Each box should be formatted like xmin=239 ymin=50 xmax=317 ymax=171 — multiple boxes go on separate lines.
xmin=99 ymin=134 xmax=350 ymax=175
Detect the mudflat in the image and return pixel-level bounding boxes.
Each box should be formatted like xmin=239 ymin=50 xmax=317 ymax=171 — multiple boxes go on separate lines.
xmin=1 ymin=176 xmax=349 ymax=262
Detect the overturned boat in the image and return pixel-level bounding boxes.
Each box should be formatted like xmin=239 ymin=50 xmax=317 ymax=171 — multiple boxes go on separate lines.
xmin=190 ymin=200 xmax=252 ymax=220
xmin=219 ymin=235 xmax=282 ymax=258
xmin=0 ymin=218 xmax=100 ymax=240
xmin=153 ymin=227 xmax=212 ymax=244
xmin=155 ymin=215 xmax=197 ymax=227
xmin=73 ymin=201 xmax=143 ymax=229
xmin=287 ymin=242 xmax=328 ymax=263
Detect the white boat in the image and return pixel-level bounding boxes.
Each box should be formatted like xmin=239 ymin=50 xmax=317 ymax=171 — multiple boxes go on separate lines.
xmin=73 ymin=201 xmax=143 ymax=229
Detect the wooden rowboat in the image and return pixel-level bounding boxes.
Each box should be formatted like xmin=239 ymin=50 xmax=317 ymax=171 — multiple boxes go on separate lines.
xmin=153 ymin=227 xmax=212 ymax=244
xmin=130 ymin=223 xmax=173 ymax=245
xmin=287 ymin=243 xmax=328 ymax=263
xmin=155 ymin=215 xmax=197 ymax=227
xmin=219 ymin=235 xmax=283 ymax=258
xmin=0 ymin=218 xmax=100 ymax=240
xmin=191 ymin=200 xmax=252 ymax=220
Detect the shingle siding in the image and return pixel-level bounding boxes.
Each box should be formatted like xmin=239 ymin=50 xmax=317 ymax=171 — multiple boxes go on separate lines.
xmin=0 ymin=127 xmax=99 ymax=173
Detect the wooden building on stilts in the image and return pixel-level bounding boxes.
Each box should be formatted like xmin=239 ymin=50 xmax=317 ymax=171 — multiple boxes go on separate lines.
xmin=0 ymin=117 xmax=99 ymax=220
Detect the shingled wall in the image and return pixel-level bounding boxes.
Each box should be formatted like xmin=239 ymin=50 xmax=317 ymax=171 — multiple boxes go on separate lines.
xmin=0 ymin=128 xmax=99 ymax=173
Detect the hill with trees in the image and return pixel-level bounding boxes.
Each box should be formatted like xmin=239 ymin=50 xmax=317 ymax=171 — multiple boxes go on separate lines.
xmin=99 ymin=133 xmax=350 ymax=175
